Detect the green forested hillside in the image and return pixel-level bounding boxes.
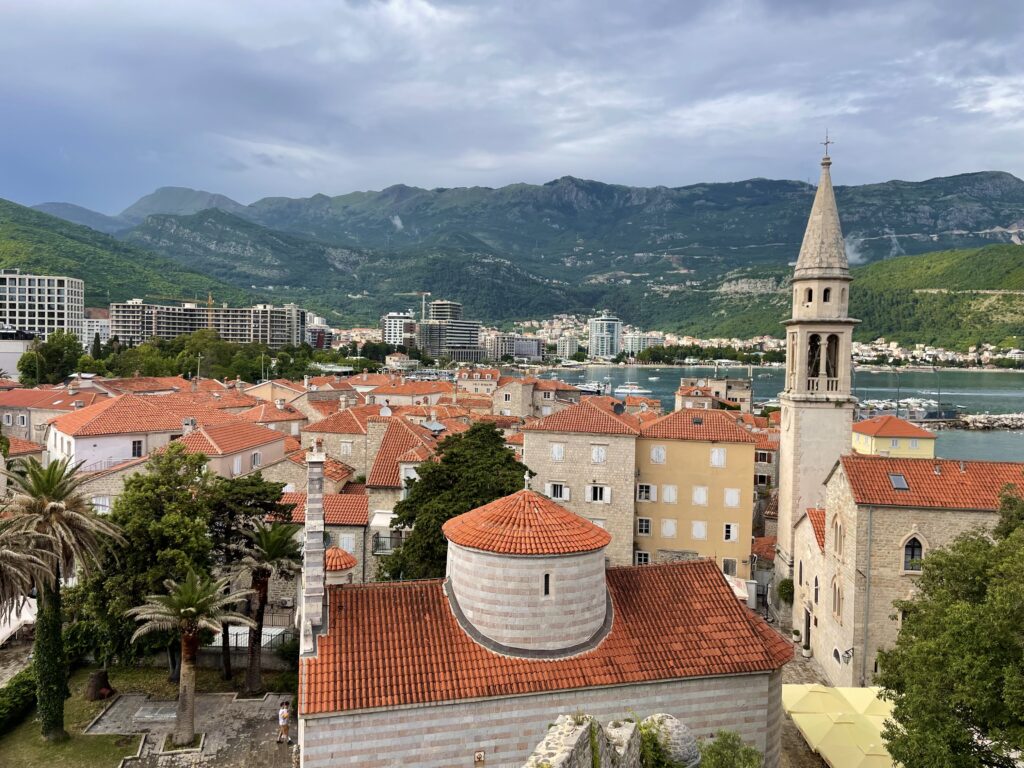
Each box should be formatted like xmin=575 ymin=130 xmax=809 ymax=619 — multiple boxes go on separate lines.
xmin=0 ymin=199 xmax=254 ymax=308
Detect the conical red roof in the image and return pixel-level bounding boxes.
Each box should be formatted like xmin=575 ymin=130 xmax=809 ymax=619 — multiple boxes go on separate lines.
xmin=325 ymin=547 xmax=357 ymax=572
xmin=443 ymin=489 xmax=611 ymax=555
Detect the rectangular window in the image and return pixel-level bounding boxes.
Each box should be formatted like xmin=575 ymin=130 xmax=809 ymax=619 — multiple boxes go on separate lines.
xmin=710 ymin=447 xmax=726 ymax=467
xmin=722 ymin=558 xmax=738 ymax=577
xmin=542 ymin=391 xmax=552 ymax=399
xmin=340 ymin=534 xmax=356 ymax=552
xmin=637 ymin=517 xmax=652 ymax=536
xmin=890 ymin=438 xmax=900 ymax=448
xmin=587 ymin=485 xmax=609 ymax=503
xmin=755 ymin=450 xmax=772 ymax=463
xmin=650 ymin=445 xmax=666 ymax=464
xmin=503 ymin=392 xmax=512 ymax=402
xmin=636 ymin=483 xmax=655 ymax=502
xmin=724 ymin=488 xmax=741 ymax=508
xmin=634 ymin=551 xmax=650 ymax=566
xmin=661 ymin=484 xmax=677 ymax=503
xmin=550 ymin=442 xmax=565 ymax=462
xmin=546 ymin=482 xmax=569 ymax=501
xmin=339 ymin=440 xmax=353 ymax=456
xmin=17 ymin=414 xmax=26 ymax=427
xmin=909 ymin=439 xmax=919 ymax=449
xmin=251 ymin=451 xmax=262 ymax=468
xmin=91 ymin=496 xmax=112 ymax=514
xmin=691 ymin=520 xmax=708 ymax=540
xmin=233 ymin=455 xmax=242 ymax=475
xmin=2 ymin=414 xmax=10 ymax=426
xmin=755 ymin=474 xmax=772 ymax=487
xmin=591 ymin=445 xmax=607 ymax=464
xmin=590 ymin=518 xmax=607 ymax=529
xmin=692 ymin=485 xmax=708 ymax=506
xmin=724 ymin=523 xmax=739 ymax=542
xmin=661 ymin=518 xmax=677 ymax=538
xmin=131 ymin=439 xmax=143 ymax=458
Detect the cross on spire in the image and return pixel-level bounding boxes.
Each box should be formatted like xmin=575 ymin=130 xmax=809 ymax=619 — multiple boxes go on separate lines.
xmin=821 ymin=129 xmax=834 ymax=157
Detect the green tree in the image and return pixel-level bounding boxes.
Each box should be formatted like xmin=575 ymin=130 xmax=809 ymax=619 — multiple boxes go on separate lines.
xmin=698 ymin=730 xmax=763 ymax=768
xmin=0 ymin=516 xmax=48 ymax=613
xmin=876 ymin=489 xmax=1024 ymax=768
xmin=207 ymin=473 xmax=290 ymax=680
xmin=238 ymin=522 xmax=302 ymax=694
xmin=4 ymin=458 xmax=122 ymax=742
xmin=15 ymin=331 xmax=82 ymax=386
xmin=90 ymin=332 xmax=102 ymax=360
xmin=83 ymin=444 xmax=214 ymax=671
xmin=126 ymin=570 xmax=254 ymax=747
xmin=378 ymin=422 xmax=530 ymax=580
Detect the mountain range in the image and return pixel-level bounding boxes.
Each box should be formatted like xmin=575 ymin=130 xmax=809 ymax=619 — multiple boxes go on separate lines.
xmin=17 ymin=170 xmax=1024 ymax=347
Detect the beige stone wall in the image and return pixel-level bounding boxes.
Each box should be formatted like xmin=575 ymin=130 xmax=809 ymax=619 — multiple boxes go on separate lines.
xmin=257 ymin=457 xmax=346 ymax=495
xmin=301 ymin=670 xmax=782 ymax=768
xmin=522 ymin=431 xmax=636 ymax=566
xmin=79 ymin=460 xmax=150 ymax=512
xmin=0 ymin=406 xmax=32 ymax=440
xmin=446 ymin=543 xmax=607 ymax=651
xmin=302 ymin=430 xmax=368 ymax=476
xmin=636 ymin=437 xmax=755 ymax=578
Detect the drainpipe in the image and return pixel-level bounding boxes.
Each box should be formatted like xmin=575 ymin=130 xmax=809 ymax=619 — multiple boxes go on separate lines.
xmin=860 ymin=506 xmax=874 ymax=686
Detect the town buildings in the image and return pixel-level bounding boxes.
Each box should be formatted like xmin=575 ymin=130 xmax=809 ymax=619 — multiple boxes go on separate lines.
xmin=851 ymin=415 xmax=936 ymax=458
xmin=82 ymin=308 xmax=111 ymax=350
xmin=0 ymin=269 xmax=84 ymax=341
xmin=555 ymin=334 xmax=579 ymax=358
xmin=415 ymin=299 xmax=484 ymax=362
xmin=109 ymin=298 xmax=306 ymax=348
xmin=485 ymin=332 xmax=544 ymax=361
xmin=380 ymin=310 xmax=416 ymax=347
xmin=587 ymin=312 xmax=622 ymax=358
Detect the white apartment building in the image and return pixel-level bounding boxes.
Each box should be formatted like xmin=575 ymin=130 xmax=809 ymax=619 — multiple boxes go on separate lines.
xmin=622 ymin=331 xmax=662 ymax=355
xmin=83 ymin=315 xmax=111 ymax=350
xmin=380 ymin=310 xmax=416 ymax=347
xmin=110 ymin=299 xmax=306 ymax=348
xmin=587 ymin=313 xmax=622 ymax=358
xmin=486 ymin=333 xmax=544 ymax=361
xmin=0 ymin=269 xmax=84 ymax=341
xmin=556 ymin=335 xmax=579 ymax=358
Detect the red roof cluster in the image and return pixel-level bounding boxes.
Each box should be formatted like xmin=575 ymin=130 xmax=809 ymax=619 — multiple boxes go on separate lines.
xmin=852 ymin=415 xmax=935 ymax=439
xmin=443 ymin=489 xmax=611 ymax=555
xmin=280 ymin=491 xmax=369 ymax=526
xmin=752 ymin=536 xmax=777 ymax=562
xmin=640 ymin=408 xmax=756 ymax=443
xmin=49 ymin=394 xmax=237 ymax=437
xmin=838 ymin=455 xmax=1024 ymax=511
xmin=523 ymin=397 xmax=641 ymax=435
xmin=239 ymin=401 xmax=306 ymax=423
xmin=176 ymin=421 xmax=285 ymax=456
xmin=6 ymin=436 xmax=44 ymax=457
xmin=284 ymin=450 xmax=354 ymax=483
xmin=301 ymin=560 xmax=792 ymax=715
xmin=302 ymin=405 xmax=382 ymax=435
xmin=367 ymin=417 xmax=436 ymax=488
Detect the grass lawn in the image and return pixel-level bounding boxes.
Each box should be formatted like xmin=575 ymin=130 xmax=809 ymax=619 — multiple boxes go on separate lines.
xmin=0 ymin=664 xmax=296 ymax=768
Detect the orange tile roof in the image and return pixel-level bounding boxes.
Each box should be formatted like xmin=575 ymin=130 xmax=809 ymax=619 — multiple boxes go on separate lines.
xmin=285 ymin=450 xmax=354 ymax=483
xmin=624 ymin=395 xmax=661 ymax=408
xmin=837 ymin=455 xmax=1024 ymax=511
xmin=438 ymin=394 xmax=493 ymax=409
xmin=505 ymin=432 xmax=524 ymax=446
xmin=302 ymin=405 xmax=382 ymax=435
xmin=340 ymin=482 xmax=366 ymax=495
xmin=0 ymin=389 xmax=58 ymax=408
xmin=280 ymin=491 xmax=368 ymax=526
xmin=49 ymin=394 xmax=237 ymax=437
xmin=768 ymin=410 xmax=781 ymax=425
xmin=640 ymin=408 xmax=756 ymax=443
xmin=806 ymin=508 xmax=826 ymax=551
xmin=0 ymin=378 xmax=22 ymax=389
xmin=6 ymin=436 xmax=44 ymax=457
xmin=370 ymin=380 xmax=455 ymax=398
xmin=852 ymin=415 xmax=935 ymax=439
xmin=99 ymin=375 xmax=226 ymax=395
xmin=753 ymin=430 xmax=780 ymax=451
xmin=456 ymin=367 xmax=501 ymax=380
xmin=763 ymin=490 xmax=778 ymax=519
xmin=752 ymin=536 xmax=777 ymax=562
xmin=736 ymin=413 xmax=770 ymax=429
xmin=443 ymin=489 xmax=611 ymax=555
xmin=325 ymin=546 xmax=357 ymax=572
xmin=163 ymin=390 xmax=260 ymax=411
xmin=343 ymin=373 xmax=394 ymax=387
xmin=302 ymin=560 xmax=792 ymax=715
xmin=473 ymin=414 xmax=524 ymax=428
xmin=239 ymin=401 xmax=306 ymax=423
xmin=284 ymin=436 xmax=302 ymax=452
xmin=367 ymin=418 xmax=436 ymax=488
xmin=176 ymin=421 xmax=285 ymax=456
xmin=523 ymin=397 xmax=640 ymax=436
xmin=393 ymin=404 xmax=471 ymax=420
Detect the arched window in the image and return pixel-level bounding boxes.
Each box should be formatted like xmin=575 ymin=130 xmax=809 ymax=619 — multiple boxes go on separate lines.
xmin=841 ymin=287 xmax=847 ymax=303
xmin=833 ymin=648 xmax=841 ymax=664
xmin=807 ymin=334 xmax=822 ymax=379
xmin=814 ymin=576 xmax=819 ymax=604
xmin=832 ymin=578 xmax=843 ymax=618
xmin=826 ymin=334 xmax=839 ymax=378
xmin=832 ymin=517 xmax=843 ymax=557
xmin=904 ymin=537 xmax=923 ymax=571
xmin=823 ymin=287 xmax=832 ymax=303
xmin=805 ymin=288 xmax=814 ymax=303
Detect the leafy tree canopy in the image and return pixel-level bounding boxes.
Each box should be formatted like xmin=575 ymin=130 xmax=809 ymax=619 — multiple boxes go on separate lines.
xmin=877 ymin=489 xmax=1024 ymax=768
xmin=378 ymin=422 xmax=531 ymax=580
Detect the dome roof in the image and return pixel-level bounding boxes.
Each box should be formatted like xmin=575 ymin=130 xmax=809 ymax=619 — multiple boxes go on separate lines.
xmin=443 ymin=489 xmax=611 ymax=556
xmin=325 ymin=546 xmax=357 ymax=572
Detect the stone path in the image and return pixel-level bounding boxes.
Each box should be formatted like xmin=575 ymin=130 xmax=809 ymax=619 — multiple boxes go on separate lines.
xmin=777 ymin=628 xmax=828 ymax=768
xmin=87 ymin=691 xmax=295 ymax=767
xmin=0 ymin=639 xmax=32 ymax=686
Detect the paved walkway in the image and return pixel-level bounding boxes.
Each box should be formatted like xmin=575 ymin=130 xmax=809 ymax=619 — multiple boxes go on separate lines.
xmin=0 ymin=639 xmax=32 ymax=686
xmin=87 ymin=691 xmax=295 ymax=768
xmin=777 ymin=627 xmax=828 ymax=768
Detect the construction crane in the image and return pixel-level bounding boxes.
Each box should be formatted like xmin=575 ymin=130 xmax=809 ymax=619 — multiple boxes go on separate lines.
xmin=393 ymin=291 xmax=431 ymax=319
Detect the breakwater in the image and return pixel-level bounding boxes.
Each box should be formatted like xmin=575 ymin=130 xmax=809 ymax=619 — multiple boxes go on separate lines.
xmin=957 ymin=413 xmax=1024 ymax=431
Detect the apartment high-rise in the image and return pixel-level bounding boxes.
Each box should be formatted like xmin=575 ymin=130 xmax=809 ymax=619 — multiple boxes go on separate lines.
xmin=556 ymin=335 xmax=579 ymax=358
xmin=427 ymin=300 xmax=463 ymax=321
xmin=416 ymin=298 xmax=483 ymax=362
xmin=0 ymin=269 xmax=84 ymax=341
xmin=587 ymin=312 xmax=622 ymax=358
xmin=110 ymin=299 xmax=306 ymax=348
xmin=380 ymin=310 xmax=417 ymax=348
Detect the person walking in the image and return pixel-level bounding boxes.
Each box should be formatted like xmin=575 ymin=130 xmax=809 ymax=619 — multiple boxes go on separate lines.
xmin=276 ymin=700 xmax=293 ymax=745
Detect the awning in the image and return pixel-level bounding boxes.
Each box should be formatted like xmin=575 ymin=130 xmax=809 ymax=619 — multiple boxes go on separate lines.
xmin=370 ymin=510 xmax=396 ymax=529
xmin=783 ymin=684 xmax=896 ymax=768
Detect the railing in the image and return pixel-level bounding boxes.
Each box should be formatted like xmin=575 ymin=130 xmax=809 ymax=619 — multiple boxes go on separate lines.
xmin=372 ymin=531 xmax=405 ymax=555
xmin=80 ymin=457 xmax=136 ymax=473
xmin=805 ymin=377 xmax=841 ymax=393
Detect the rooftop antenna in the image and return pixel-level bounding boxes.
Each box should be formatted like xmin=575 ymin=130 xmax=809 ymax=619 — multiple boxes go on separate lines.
xmin=821 ymin=129 xmax=834 ymax=158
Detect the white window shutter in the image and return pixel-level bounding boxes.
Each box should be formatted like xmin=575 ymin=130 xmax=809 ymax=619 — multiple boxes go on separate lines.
xmin=563 ymin=486 xmax=570 ymax=501
xmin=545 ymin=482 xmax=552 ymax=496
xmin=649 ymin=484 xmax=657 ymax=502
xmin=604 ymin=487 xmax=612 ymax=504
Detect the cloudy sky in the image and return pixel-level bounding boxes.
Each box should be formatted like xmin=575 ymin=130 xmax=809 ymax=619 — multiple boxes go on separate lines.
xmin=2 ymin=0 xmax=1023 ymax=213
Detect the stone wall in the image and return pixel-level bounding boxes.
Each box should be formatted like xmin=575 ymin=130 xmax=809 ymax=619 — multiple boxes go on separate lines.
xmin=300 ymin=670 xmax=782 ymax=768
xmin=522 ymin=715 xmax=639 ymax=768
xmin=301 ymin=430 xmax=368 ymax=477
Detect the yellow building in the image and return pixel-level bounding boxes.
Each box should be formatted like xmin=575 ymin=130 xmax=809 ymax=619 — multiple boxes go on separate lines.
xmin=851 ymin=415 xmax=935 ymax=458
xmin=635 ymin=409 xmax=756 ymax=578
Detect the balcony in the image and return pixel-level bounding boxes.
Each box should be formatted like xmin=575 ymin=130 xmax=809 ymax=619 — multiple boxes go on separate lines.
xmin=372 ymin=531 xmax=406 ymax=555
xmin=805 ymin=377 xmax=841 ymax=393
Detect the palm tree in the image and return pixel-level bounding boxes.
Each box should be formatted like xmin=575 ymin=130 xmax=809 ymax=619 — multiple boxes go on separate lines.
xmin=0 ymin=516 xmax=49 ymax=615
xmin=239 ymin=521 xmax=302 ymax=694
xmin=4 ymin=457 xmax=122 ymax=742
xmin=126 ymin=569 xmax=254 ymax=747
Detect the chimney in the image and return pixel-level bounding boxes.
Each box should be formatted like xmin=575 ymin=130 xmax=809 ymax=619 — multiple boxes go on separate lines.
xmin=304 ymin=375 xmax=310 ymax=390
xmin=362 ymin=371 xmax=368 ymax=381
xmin=301 ymin=439 xmax=327 ymax=654
xmin=275 ymin=398 xmax=286 ymax=411
xmin=181 ymin=417 xmax=196 ymax=434
xmin=235 ymin=375 xmax=244 ymax=393
xmin=959 ymin=460 xmax=966 ymax=473
xmin=67 ymin=383 xmax=77 ymax=396
xmin=190 ymin=377 xmax=198 ymax=393
xmin=72 ymin=400 xmax=85 ymax=410
xmin=933 ymin=464 xmax=941 ymax=476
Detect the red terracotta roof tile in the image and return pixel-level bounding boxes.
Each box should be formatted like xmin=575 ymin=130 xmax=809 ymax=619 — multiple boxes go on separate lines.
xmin=340 ymin=483 xmax=366 ymax=495
xmin=284 ymin=450 xmax=354 ymax=483
xmin=456 ymin=367 xmax=501 ymax=380
xmin=763 ymin=490 xmax=779 ymax=519
xmin=752 ymin=536 xmax=776 ymax=562
xmin=523 ymin=397 xmax=640 ymax=435
xmin=0 ymin=378 xmax=22 ymax=389
xmin=838 ymin=454 xmax=1024 ymax=510
xmin=280 ymin=492 xmax=369 ymax=526
xmin=99 ymin=375 xmax=227 ymax=395
xmin=30 ymin=391 xmax=111 ymax=411
xmin=163 ymin=390 xmax=260 ymax=411
xmin=324 ymin=546 xmax=357 ymax=572
xmin=736 ymin=413 xmax=770 ymax=429
xmin=0 ymin=389 xmax=62 ymax=408
xmin=640 ymin=408 xmax=756 ymax=443
xmin=302 ymin=405 xmax=382 ymax=435
xmin=367 ymin=418 xmax=436 ymax=488
xmin=284 ymin=436 xmax=302 ymax=452
xmin=753 ymin=430 xmax=780 ymax=451
xmin=6 ymin=436 xmax=44 ymax=457
xmin=301 ymin=560 xmax=792 ymax=715
xmin=176 ymin=422 xmax=285 ymax=456
xmin=505 ymin=432 xmax=524 ymax=446
xmin=806 ymin=508 xmax=826 ymax=551
xmin=443 ymin=490 xmax=611 ymax=555
xmin=369 ymin=380 xmax=455 ymax=398
xmin=852 ymin=415 xmax=935 ymax=439
xmin=343 ymin=373 xmax=394 ymax=387
xmin=49 ymin=394 xmax=237 ymax=437
xmin=239 ymin=401 xmax=306 ymax=423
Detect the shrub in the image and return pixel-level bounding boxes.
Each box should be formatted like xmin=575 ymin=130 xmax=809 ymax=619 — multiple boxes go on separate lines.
xmin=275 ymin=636 xmax=300 ymax=672
xmin=777 ymin=578 xmax=794 ymax=605
xmin=0 ymin=666 xmax=37 ymax=733
xmin=699 ymin=730 xmax=762 ymax=768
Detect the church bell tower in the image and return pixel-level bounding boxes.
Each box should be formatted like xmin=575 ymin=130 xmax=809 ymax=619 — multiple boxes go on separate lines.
xmin=776 ymin=146 xmax=858 ymax=580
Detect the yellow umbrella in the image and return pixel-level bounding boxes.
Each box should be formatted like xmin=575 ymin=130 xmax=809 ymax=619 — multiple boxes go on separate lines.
xmin=783 ymin=683 xmax=849 ymax=714
xmin=790 ymin=712 xmax=838 ymax=750
xmin=836 ymin=687 xmax=895 ymax=717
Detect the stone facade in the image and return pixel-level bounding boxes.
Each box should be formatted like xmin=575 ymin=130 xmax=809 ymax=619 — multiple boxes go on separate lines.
xmin=446 ymin=543 xmax=607 ymax=652
xmin=301 ymin=429 xmax=368 ymax=476
xmin=522 ymin=715 xmax=639 ymax=768
xmin=300 ymin=670 xmax=783 ymax=768
xmin=522 ymin=431 xmax=636 ymax=566
xmin=79 ymin=458 xmax=150 ymax=514
xmin=258 ymin=455 xmax=347 ymax=494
